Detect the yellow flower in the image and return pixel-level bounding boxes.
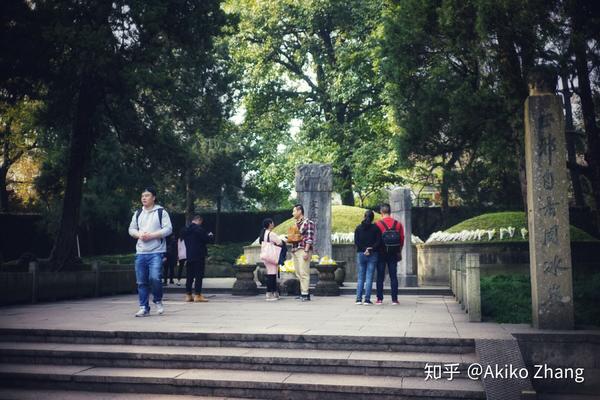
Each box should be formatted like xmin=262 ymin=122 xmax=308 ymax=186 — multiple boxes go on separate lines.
xmin=235 ymin=255 xmax=248 ymax=265
xmin=311 ymin=254 xmax=320 ymax=262
xmin=318 ymin=256 xmax=337 ymax=265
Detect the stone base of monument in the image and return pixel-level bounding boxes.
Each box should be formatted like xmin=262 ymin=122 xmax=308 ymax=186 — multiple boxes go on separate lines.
xmin=278 ymin=273 xmax=300 ymax=296
xmin=399 ymin=274 xmax=418 ymax=287
xmin=231 ymin=264 xmax=258 ymax=296
xmin=313 ymin=264 xmax=340 ymax=296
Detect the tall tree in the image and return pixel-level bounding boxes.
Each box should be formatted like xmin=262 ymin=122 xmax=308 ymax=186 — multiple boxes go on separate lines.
xmin=228 ymin=0 xmax=392 ymax=205
xmin=2 ymin=0 xmax=229 ymax=269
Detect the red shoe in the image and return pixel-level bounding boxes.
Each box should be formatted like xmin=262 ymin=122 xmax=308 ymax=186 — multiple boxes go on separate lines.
xmin=375 ymin=299 xmax=383 ymax=305
xmin=391 ymin=300 xmax=399 ymax=305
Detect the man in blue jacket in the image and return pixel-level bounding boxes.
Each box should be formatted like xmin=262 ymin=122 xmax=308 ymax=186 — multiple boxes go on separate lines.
xmin=183 ymin=214 xmax=214 ymax=302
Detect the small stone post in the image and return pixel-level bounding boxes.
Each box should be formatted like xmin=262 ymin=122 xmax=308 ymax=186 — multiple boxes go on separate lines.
xmin=92 ymin=261 xmax=100 ymax=297
xmin=466 ymin=253 xmax=481 ymax=322
xmin=28 ymin=261 xmax=38 ymax=304
xmin=524 ymin=67 xmax=574 ymax=329
xmin=295 ymin=164 xmax=333 ymax=258
xmin=390 ymin=187 xmax=417 ymax=287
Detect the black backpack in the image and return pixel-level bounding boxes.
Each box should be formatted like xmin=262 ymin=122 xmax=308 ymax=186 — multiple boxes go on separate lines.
xmin=380 ymin=220 xmax=401 ymax=250
xmin=136 ymin=208 xmax=163 ymax=229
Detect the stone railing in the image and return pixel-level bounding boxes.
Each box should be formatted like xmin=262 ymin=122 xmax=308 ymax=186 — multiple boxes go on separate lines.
xmin=450 ymin=253 xmax=481 ymax=322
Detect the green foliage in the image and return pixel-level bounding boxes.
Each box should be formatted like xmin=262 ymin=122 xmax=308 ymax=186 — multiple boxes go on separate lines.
xmin=481 ymin=274 xmax=532 ymax=323
xmin=481 ymin=273 xmax=600 ymax=327
xmin=445 ymin=211 xmax=598 ymax=242
xmin=227 ymin=0 xmax=402 ymax=207
xmin=207 ymin=243 xmax=246 ymax=265
xmin=272 ymin=205 xmax=381 ymax=235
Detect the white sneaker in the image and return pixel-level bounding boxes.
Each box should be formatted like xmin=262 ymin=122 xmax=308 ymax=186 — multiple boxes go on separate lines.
xmin=156 ymin=302 xmax=164 ymax=315
xmin=355 ymin=300 xmax=363 ymax=305
xmin=135 ymin=307 xmax=149 ymax=317
xmin=266 ymin=292 xmax=277 ymax=301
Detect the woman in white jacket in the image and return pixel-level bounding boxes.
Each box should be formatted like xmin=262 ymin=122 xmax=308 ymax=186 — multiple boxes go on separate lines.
xmin=176 ymin=228 xmax=187 ymax=286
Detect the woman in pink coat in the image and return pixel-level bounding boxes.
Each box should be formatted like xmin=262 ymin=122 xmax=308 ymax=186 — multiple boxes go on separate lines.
xmin=259 ymin=218 xmax=283 ymax=301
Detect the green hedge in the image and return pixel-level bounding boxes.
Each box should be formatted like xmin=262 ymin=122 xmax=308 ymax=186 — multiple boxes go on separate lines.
xmin=481 ymin=273 xmax=600 ymax=327
xmin=446 ymin=211 xmax=598 ymax=242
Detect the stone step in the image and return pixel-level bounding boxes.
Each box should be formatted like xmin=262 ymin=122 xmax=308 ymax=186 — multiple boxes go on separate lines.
xmin=0 ymin=329 xmax=475 ymax=353
xmin=0 ymin=363 xmax=486 ymax=400
xmin=0 ymin=342 xmax=478 ymax=378
xmin=0 ymin=388 xmax=243 ymax=400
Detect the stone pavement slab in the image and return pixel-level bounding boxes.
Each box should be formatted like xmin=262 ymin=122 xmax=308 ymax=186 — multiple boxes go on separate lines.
xmin=0 ymin=293 xmax=530 ymax=339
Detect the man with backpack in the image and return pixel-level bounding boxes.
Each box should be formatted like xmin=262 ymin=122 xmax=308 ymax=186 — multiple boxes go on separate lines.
xmin=128 ymin=187 xmax=173 ymax=317
xmin=375 ymin=203 xmax=405 ymax=305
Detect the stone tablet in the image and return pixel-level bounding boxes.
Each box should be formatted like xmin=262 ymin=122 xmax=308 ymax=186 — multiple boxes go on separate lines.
xmin=524 ymin=72 xmax=574 ymax=330
xmin=295 ymin=164 xmax=333 ymax=258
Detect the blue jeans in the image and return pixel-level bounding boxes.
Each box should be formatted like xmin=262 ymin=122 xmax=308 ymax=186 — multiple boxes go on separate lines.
xmin=356 ymin=252 xmax=378 ymax=302
xmin=377 ymin=252 xmax=399 ymax=302
xmin=135 ymin=253 xmax=163 ymax=310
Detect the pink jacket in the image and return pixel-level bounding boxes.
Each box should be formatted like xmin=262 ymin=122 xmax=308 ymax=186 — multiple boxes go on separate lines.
xmin=262 ymin=230 xmax=282 ymax=275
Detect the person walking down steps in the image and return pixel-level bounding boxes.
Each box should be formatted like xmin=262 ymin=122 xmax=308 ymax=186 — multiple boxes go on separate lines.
xmin=128 ymin=187 xmax=173 ymax=317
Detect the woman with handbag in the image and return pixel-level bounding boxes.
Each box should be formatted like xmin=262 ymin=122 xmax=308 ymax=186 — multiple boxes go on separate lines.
xmin=259 ymin=218 xmax=283 ymax=301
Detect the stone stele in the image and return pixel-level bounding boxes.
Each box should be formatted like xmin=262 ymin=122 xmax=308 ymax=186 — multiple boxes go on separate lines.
xmin=524 ymin=75 xmax=574 ymax=330
xmin=295 ymin=164 xmax=333 ymax=258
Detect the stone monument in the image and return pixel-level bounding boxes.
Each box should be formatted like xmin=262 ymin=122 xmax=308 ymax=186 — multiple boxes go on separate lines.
xmin=390 ymin=187 xmax=417 ymax=287
xmin=295 ymin=164 xmax=333 ymax=258
xmin=524 ymin=67 xmax=574 ymax=330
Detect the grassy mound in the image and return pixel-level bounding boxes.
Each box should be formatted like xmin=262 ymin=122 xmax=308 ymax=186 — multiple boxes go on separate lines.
xmin=444 ymin=211 xmax=597 ymax=242
xmin=272 ymin=205 xmax=381 ymax=235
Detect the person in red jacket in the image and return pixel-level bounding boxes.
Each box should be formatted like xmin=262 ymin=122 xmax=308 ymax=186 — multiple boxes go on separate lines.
xmin=375 ymin=203 xmax=405 ymax=305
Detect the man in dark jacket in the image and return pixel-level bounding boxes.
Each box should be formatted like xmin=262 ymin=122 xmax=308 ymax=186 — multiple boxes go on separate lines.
xmin=183 ymin=214 xmax=213 ymax=302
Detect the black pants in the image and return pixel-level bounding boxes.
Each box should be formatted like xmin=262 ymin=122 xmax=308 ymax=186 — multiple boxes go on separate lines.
xmin=163 ymin=257 xmax=176 ymax=283
xmin=186 ymin=258 xmax=205 ymax=294
xmin=266 ymin=274 xmax=277 ymax=292
xmin=177 ymin=259 xmax=186 ymax=281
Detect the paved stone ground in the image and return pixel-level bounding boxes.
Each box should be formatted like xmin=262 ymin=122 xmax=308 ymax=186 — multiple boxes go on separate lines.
xmin=0 ymin=290 xmax=544 ymax=339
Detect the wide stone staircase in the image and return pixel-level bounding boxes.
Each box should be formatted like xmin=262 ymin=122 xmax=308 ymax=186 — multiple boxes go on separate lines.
xmin=0 ymin=328 xmax=485 ymax=399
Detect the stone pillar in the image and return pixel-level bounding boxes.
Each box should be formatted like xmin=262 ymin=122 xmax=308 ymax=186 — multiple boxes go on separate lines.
xmin=28 ymin=261 xmax=38 ymax=304
xmin=295 ymin=164 xmax=333 ymax=258
xmin=390 ymin=187 xmax=417 ymax=287
xmin=466 ymin=254 xmax=481 ymax=322
xmin=524 ymin=68 xmax=574 ymax=330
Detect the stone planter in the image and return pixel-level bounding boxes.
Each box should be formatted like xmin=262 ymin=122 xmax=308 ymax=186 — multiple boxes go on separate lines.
xmin=333 ymin=262 xmax=346 ymax=286
xmin=278 ymin=271 xmax=300 ymax=296
xmin=313 ymin=264 xmax=340 ymax=296
xmin=232 ymin=264 xmax=258 ymax=296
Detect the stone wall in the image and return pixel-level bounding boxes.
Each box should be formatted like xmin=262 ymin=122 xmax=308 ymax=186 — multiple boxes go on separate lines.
xmin=0 ymin=264 xmax=136 ymax=306
xmin=417 ymin=242 xmax=600 ymax=286
xmin=514 ymin=333 xmax=600 ymax=396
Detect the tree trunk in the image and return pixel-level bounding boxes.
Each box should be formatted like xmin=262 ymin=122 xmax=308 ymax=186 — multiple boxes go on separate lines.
xmin=0 ymin=129 xmax=10 ymax=212
xmin=0 ymin=166 xmax=8 ymax=212
xmin=185 ymin=169 xmax=194 ymax=225
xmin=561 ymin=74 xmax=586 ymax=207
xmin=496 ymin=29 xmax=530 ymax=210
xmin=339 ymin=163 xmax=355 ymax=206
xmin=215 ymin=192 xmax=222 ymax=244
xmin=49 ymin=76 xmax=102 ymax=270
xmin=440 ymin=168 xmax=450 ymax=212
xmin=571 ymin=18 xmax=600 ymax=220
